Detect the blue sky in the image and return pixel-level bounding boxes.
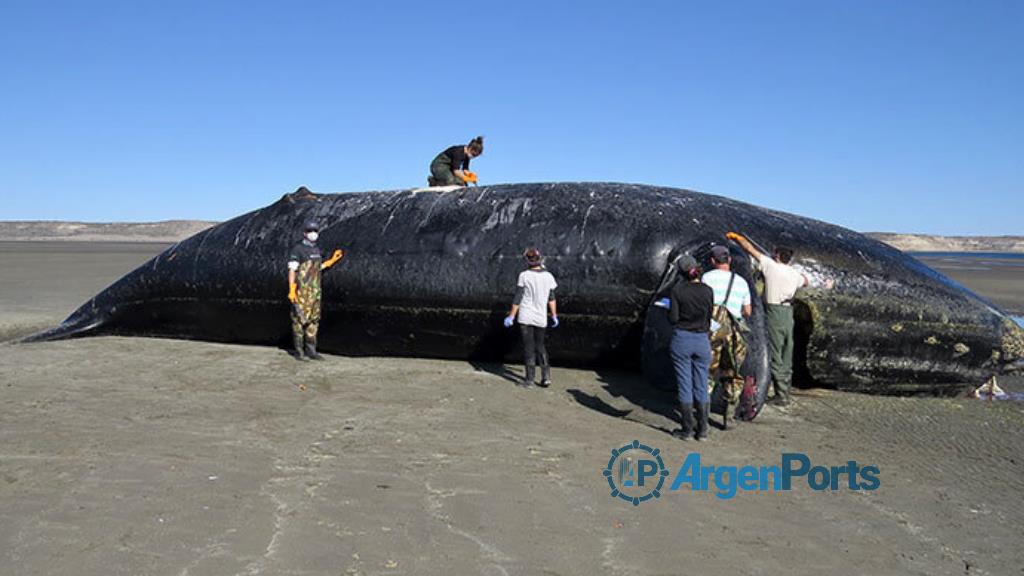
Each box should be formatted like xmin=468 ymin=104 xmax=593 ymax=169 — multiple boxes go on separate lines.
xmin=1 ymin=0 xmax=1020 ymax=235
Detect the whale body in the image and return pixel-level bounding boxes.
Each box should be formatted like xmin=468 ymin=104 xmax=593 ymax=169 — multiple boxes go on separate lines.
xmin=26 ymin=183 xmax=1023 ymax=414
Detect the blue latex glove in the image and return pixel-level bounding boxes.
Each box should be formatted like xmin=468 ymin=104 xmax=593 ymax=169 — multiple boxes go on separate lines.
xmin=503 ymin=316 xmax=514 ymax=328
xmin=550 ymin=316 xmax=560 ymax=328
xmin=654 ymin=297 xmax=671 ymax=309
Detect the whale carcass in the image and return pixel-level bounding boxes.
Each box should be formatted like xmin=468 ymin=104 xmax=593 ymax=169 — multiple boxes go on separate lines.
xmin=26 ymin=183 xmax=1024 ymax=411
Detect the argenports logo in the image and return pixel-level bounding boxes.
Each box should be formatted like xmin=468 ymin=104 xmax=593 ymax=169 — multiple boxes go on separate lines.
xmin=602 ymin=440 xmax=671 ymax=505
xmin=604 ymin=442 xmax=881 ymax=503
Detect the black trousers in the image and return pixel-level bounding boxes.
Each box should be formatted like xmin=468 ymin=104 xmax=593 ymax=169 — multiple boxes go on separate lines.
xmin=520 ymin=325 xmax=549 ymax=368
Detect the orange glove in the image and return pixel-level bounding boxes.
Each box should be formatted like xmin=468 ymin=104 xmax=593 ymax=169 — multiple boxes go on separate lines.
xmin=322 ymin=248 xmax=344 ymax=269
xmin=462 ymin=171 xmax=478 ymax=184
xmin=725 ymin=232 xmax=745 ymax=242
xmin=288 ymin=282 xmax=297 ymax=303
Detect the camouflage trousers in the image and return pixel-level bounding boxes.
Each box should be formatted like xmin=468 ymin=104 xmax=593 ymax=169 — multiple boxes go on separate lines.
xmin=291 ymin=292 xmax=321 ymax=350
xmin=709 ymin=322 xmax=748 ymax=406
xmin=429 ymin=159 xmax=464 ymax=187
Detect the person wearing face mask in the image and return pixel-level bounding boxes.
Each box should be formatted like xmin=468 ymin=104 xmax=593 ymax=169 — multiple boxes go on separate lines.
xmin=286 ymin=221 xmax=344 ymax=361
xmin=428 ymin=136 xmax=484 ymax=187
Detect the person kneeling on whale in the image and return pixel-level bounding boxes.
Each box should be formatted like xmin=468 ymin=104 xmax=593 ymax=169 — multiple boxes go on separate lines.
xmin=428 ymin=136 xmax=483 ymax=187
xmin=667 ymin=254 xmax=714 ymax=441
xmin=286 ymin=221 xmax=344 ymax=361
xmin=503 ymin=248 xmax=559 ymax=387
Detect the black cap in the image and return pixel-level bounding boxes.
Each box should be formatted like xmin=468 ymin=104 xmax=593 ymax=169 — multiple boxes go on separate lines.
xmin=710 ymin=245 xmax=730 ymax=263
xmin=674 ymin=254 xmax=699 ymax=274
xmin=304 ymin=221 xmax=320 ymax=232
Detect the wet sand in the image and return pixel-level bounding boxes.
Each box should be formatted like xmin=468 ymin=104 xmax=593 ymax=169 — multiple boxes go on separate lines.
xmin=912 ymin=252 xmax=1024 ymax=316
xmin=2 ymin=242 xmax=1024 ymax=575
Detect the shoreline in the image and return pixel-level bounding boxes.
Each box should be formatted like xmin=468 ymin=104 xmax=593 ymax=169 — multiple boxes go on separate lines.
xmin=2 ymin=221 xmax=1022 ymax=253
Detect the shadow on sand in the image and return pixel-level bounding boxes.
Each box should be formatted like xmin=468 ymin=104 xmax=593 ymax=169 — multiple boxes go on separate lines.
xmin=567 ymin=369 xmax=727 ymax=437
xmin=468 ymin=360 xmax=523 ymax=385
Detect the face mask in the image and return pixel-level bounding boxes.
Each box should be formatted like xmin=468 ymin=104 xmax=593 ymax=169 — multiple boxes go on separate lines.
xmin=305 ymin=232 xmax=319 ymax=242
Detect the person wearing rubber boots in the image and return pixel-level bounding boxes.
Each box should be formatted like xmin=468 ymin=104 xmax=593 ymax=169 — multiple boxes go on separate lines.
xmin=703 ymin=244 xmax=751 ymax=427
xmin=286 ymin=221 xmax=344 ymax=360
xmin=726 ymin=232 xmax=808 ymax=406
xmin=667 ymin=254 xmax=714 ymax=441
xmin=503 ymin=247 xmax=559 ymax=387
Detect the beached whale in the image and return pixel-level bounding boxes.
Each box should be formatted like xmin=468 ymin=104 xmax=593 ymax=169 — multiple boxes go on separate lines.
xmin=25 ymin=183 xmax=1023 ymax=413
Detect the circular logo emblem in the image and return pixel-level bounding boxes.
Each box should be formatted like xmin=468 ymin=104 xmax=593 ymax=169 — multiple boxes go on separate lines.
xmin=603 ymin=440 xmax=669 ymax=505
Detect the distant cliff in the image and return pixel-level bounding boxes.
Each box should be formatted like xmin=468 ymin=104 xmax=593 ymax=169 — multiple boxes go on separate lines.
xmin=0 ymin=220 xmax=216 ymax=243
xmin=866 ymin=233 xmax=1024 ymax=253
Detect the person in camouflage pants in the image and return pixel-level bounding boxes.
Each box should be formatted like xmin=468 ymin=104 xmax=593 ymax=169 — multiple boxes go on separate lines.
xmin=709 ymin=313 xmax=748 ymax=425
xmin=287 ymin=221 xmax=344 ymax=360
xmin=702 ymin=245 xmax=752 ymax=427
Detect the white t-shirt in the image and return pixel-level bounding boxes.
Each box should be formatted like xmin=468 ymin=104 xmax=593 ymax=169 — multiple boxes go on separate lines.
xmin=758 ymin=254 xmax=807 ymax=305
xmin=701 ymin=269 xmax=751 ymax=319
xmin=516 ymin=268 xmax=558 ymax=328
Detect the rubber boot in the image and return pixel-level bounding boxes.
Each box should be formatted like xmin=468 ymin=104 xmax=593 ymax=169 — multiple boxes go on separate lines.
xmin=291 ymin=334 xmax=307 ymax=361
xmin=695 ymin=401 xmax=710 ymax=441
xmin=522 ymin=364 xmax=536 ymax=387
xmin=674 ymin=403 xmax=695 ymax=441
xmin=771 ymin=377 xmax=792 ymax=406
xmin=304 ymin=340 xmax=324 ymax=361
xmin=724 ymin=399 xmax=738 ymax=430
xmin=538 ymin=364 xmax=551 ymax=388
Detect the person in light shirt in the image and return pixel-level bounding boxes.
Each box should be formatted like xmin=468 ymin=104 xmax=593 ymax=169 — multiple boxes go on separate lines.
xmin=503 ymin=248 xmax=559 ymax=387
xmin=702 ymin=244 xmax=751 ymax=425
xmin=726 ymin=232 xmax=808 ymax=406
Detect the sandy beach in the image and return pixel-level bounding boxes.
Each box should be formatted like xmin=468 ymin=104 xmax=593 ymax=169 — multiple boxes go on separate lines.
xmin=2 ymin=242 xmax=1024 ymax=576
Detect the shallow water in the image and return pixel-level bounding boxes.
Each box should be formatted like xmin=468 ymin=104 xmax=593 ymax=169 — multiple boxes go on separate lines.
xmin=910 ymin=251 xmax=1024 ymax=260
xmin=976 ymin=391 xmax=1024 ymax=401
xmin=911 ymin=252 xmax=1024 ymax=271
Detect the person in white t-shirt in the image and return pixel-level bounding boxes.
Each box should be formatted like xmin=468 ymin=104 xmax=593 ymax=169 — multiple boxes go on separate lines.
xmin=702 ymin=245 xmax=752 ymax=320
xmin=503 ymin=248 xmax=559 ymax=387
xmin=727 ymin=232 xmax=808 ymax=406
